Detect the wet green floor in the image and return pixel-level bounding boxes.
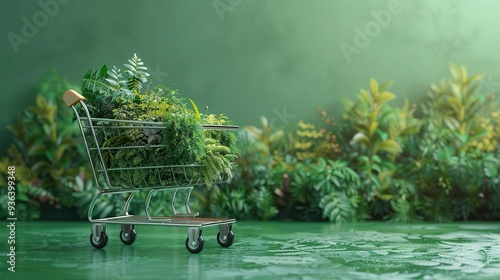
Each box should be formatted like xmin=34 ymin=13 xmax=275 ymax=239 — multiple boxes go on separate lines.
xmin=2 ymin=221 xmax=500 ymax=279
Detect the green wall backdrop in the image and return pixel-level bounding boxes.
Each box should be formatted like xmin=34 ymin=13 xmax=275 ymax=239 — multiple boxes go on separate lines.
xmin=2 ymin=0 xmax=500 ymax=156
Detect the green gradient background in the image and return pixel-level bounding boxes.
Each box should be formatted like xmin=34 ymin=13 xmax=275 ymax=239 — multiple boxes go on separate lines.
xmin=2 ymin=0 xmax=500 ymax=156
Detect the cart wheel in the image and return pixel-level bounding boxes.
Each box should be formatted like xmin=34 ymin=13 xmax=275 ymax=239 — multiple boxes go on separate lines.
xmin=185 ymin=236 xmax=204 ymax=254
xmin=217 ymin=230 xmax=234 ymax=248
xmin=119 ymin=228 xmax=137 ymax=245
xmin=90 ymin=231 xmax=108 ymax=249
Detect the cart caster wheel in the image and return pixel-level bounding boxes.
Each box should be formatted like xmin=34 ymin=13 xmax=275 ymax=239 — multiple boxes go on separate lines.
xmin=90 ymin=231 xmax=108 ymax=249
xmin=217 ymin=231 xmax=234 ymax=248
xmin=185 ymin=236 xmax=204 ymax=254
xmin=120 ymin=228 xmax=137 ymax=245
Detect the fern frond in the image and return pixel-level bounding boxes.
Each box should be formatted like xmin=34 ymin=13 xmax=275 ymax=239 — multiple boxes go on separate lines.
xmin=81 ymin=66 xmax=114 ymax=96
xmin=207 ymin=144 xmax=231 ymax=154
xmin=205 ymin=153 xmax=221 ymax=176
xmin=320 ymin=192 xmax=357 ymax=223
xmin=189 ymin=98 xmax=201 ymax=121
xmin=105 ymin=66 xmax=131 ymax=98
xmin=249 ymin=187 xmax=279 ymax=220
xmin=202 ymin=170 xmax=213 ymax=188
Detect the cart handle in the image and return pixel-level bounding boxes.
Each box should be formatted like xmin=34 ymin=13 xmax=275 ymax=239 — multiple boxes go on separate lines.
xmin=63 ymin=90 xmax=86 ymax=107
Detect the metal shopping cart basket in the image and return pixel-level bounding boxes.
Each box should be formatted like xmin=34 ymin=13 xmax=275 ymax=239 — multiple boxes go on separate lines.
xmin=63 ymin=90 xmax=238 ymax=253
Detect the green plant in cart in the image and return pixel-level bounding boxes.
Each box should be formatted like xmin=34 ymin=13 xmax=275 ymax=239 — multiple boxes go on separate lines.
xmin=75 ymin=54 xmax=239 ymax=218
xmin=200 ymin=113 xmax=238 ymax=187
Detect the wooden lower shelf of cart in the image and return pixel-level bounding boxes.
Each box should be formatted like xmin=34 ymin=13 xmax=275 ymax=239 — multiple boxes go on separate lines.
xmin=90 ymin=215 xmax=235 ymax=227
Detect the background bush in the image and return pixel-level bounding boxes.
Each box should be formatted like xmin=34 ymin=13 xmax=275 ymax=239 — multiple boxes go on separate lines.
xmin=2 ymin=64 xmax=500 ymax=222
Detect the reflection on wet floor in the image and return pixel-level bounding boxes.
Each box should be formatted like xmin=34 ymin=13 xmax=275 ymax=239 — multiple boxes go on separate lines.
xmin=4 ymin=221 xmax=500 ymax=279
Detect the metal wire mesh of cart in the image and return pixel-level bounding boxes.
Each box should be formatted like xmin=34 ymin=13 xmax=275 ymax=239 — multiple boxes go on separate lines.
xmin=63 ymin=90 xmax=239 ymax=253
xmin=66 ymin=92 xmax=238 ymax=192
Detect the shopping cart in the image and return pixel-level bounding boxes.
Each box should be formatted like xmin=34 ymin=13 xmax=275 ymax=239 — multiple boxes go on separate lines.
xmin=63 ymin=90 xmax=238 ymax=253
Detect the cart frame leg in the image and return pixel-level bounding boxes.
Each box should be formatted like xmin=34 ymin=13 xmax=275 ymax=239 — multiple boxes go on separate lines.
xmin=123 ymin=190 xmax=139 ymax=215
xmin=171 ymin=187 xmax=199 ymax=217
xmin=145 ymin=189 xmax=172 ymax=222
xmin=88 ymin=189 xmax=138 ymax=222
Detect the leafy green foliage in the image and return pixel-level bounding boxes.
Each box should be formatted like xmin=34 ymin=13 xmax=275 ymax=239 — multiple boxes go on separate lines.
xmin=200 ymin=113 xmax=239 ymax=187
xmin=341 ymin=79 xmax=421 ymax=221
xmin=423 ymin=63 xmax=490 ymax=152
xmin=80 ymin=53 xmax=153 ymax=118
xmin=292 ymin=121 xmax=341 ymax=160
xmin=71 ymin=174 xmax=116 ymax=218
xmin=162 ymin=113 xmax=205 ymax=165
xmin=227 ymin=64 xmax=500 ymax=223
xmin=203 ymin=116 xmax=284 ymax=220
xmin=285 ymin=158 xmax=362 ymax=223
xmin=0 ymin=70 xmax=87 ymax=220
xmin=124 ymin=53 xmax=150 ymax=95
xmin=314 ymin=159 xmax=362 ymax=222
xmin=78 ymin=54 xmax=238 ymax=192
xmin=408 ymin=64 xmax=500 ymax=222
xmin=7 ymin=59 xmax=500 ymax=223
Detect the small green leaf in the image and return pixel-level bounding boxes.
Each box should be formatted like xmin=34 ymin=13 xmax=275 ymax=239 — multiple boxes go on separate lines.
xmin=377 ymin=92 xmax=396 ymax=104
xmin=99 ymin=65 xmax=108 ymax=78
xmin=189 ymin=98 xmax=201 ymax=121
xmin=351 ymin=132 xmax=370 ymax=147
xmin=465 ymin=74 xmax=484 ymax=86
xmin=369 ymin=121 xmax=379 ymax=137
xmin=450 ymin=63 xmax=460 ymax=81
xmin=260 ymin=116 xmax=268 ymax=129
xmin=376 ymin=139 xmax=401 ymax=154
xmin=28 ymin=144 xmax=48 ymax=156
xmin=369 ymin=78 xmax=379 ymax=96
xmin=378 ymin=80 xmax=393 ymax=93
xmin=269 ymin=130 xmax=285 ymax=143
